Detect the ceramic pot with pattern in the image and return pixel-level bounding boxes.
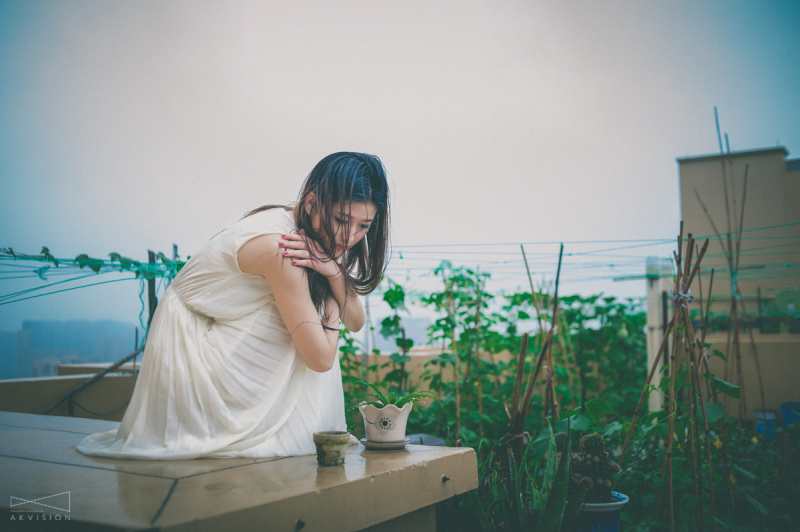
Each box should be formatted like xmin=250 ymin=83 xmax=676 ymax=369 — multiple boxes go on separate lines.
xmin=358 ymin=402 xmax=412 ymax=443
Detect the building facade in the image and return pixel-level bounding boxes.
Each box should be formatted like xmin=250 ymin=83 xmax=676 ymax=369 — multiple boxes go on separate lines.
xmin=677 ymin=146 xmax=800 ymax=423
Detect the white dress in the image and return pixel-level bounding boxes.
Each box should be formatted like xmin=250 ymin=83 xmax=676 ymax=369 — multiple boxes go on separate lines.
xmin=77 ymin=208 xmax=347 ymax=459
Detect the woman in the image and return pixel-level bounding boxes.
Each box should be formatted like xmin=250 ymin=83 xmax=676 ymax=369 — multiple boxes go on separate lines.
xmin=77 ymin=152 xmax=390 ymax=459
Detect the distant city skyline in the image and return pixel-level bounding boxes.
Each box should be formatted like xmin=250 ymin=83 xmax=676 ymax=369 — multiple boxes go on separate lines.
xmin=0 ymin=319 xmax=140 ymax=379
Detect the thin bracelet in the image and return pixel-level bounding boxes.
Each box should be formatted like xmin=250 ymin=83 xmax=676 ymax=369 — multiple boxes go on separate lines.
xmin=322 ymin=324 xmax=339 ymax=332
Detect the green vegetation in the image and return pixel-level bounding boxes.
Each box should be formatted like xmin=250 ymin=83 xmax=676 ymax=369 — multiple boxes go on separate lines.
xmin=355 ymin=379 xmax=436 ymax=409
xmin=338 ymin=261 xmax=799 ymax=531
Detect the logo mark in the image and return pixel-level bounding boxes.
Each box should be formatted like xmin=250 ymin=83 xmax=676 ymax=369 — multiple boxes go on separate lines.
xmin=10 ymin=491 xmax=71 ymax=513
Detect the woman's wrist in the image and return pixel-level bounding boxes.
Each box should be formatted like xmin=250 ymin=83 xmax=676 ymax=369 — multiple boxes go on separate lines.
xmin=324 ymin=268 xmax=342 ymax=279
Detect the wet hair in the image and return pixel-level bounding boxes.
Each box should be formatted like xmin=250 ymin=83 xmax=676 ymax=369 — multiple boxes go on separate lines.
xmin=247 ymin=152 xmax=390 ymax=316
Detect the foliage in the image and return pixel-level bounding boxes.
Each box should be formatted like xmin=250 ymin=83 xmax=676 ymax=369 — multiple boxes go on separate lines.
xmin=355 ymin=379 xmax=436 ymax=409
xmin=0 ymin=246 xmax=187 ymax=279
xmin=380 ymin=279 xmax=413 ymax=392
xmin=334 ymin=264 xmax=798 ymax=531
xmin=437 ymin=423 xmax=589 ymax=532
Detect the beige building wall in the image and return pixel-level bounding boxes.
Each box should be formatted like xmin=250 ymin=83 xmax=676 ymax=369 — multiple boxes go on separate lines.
xmin=677 ymin=147 xmax=800 ymax=423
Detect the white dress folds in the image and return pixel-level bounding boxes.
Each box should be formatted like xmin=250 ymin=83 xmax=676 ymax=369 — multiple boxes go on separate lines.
xmin=77 ymin=208 xmax=347 ymax=459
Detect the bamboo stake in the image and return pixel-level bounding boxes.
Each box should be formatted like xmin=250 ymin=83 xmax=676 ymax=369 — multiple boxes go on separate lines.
xmin=664 ymin=232 xmax=698 ymax=531
xmin=508 ymin=246 xmax=563 ymax=461
xmin=715 ymin=108 xmax=735 ymax=263
xmin=509 ymin=333 xmax=529 ymax=462
xmin=694 ymin=191 xmax=731 ymax=259
xmin=510 ymin=333 xmax=528 ymax=421
xmin=556 ymin=312 xmax=577 ymax=408
xmin=664 ymin=315 xmax=681 ymax=532
xmin=618 ymin=236 xmax=708 ymax=467
xmin=473 ymin=278 xmax=485 ymax=438
xmin=521 ymin=244 xmax=545 ymax=333
xmin=735 ymin=165 xmax=749 ymax=270
xmin=617 ymin=312 xmax=676 ymax=466
xmin=520 ymin=330 xmax=555 ymax=423
xmin=732 ymin=305 xmax=746 ymax=418
xmin=683 ymin=305 xmax=719 ymax=532
xmin=546 ymin=245 xmax=564 ymax=419
xmin=686 ymin=272 xmax=708 ymax=530
xmin=688 ymin=344 xmax=705 ymax=532
xmin=519 ymin=245 xmax=563 ymax=421
xmin=734 ymin=293 xmax=768 ymax=418
xmin=522 ymin=244 xmax=561 ymax=419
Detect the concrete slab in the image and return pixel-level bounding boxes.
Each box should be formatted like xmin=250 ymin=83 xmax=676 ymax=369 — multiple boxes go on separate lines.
xmin=0 ymin=410 xmax=119 ymax=434
xmin=1 ymin=455 xmax=174 ymax=529
xmin=0 ymin=425 xmax=280 ymax=480
xmin=0 ymin=412 xmax=478 ymax=531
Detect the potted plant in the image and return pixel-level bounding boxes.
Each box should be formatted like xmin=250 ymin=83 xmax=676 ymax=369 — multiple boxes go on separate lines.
xmin=356 ymin=380 xmax=436 ymax=447
xmin=557 ymin=432 xmax=628 ymax=532
xmin=464 ymin=422 xmax=590 ymax=531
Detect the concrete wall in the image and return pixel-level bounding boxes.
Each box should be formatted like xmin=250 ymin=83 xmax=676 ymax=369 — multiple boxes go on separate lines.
xmin=678 ymin=147 xmax=800 ymax=423
xmin=705 ymin=331 xmax=799 ymax=424
xmin=351 ymin=346 xmax=516 ymax=392
xmin=0 ymin=373 xmax=136 ymax=421
xmin=678 ymin=147 xmax=800 ymax=306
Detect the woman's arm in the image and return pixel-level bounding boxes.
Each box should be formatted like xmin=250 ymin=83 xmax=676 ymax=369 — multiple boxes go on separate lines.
xmin=238 ymin=234 xmax=340 ymax=373
xmin=324 ymin=270 xmax=365 ymax=332
xmin=278 ymin=232 xmax=365 ymax=332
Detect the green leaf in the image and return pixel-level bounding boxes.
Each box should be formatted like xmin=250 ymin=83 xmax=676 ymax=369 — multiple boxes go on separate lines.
xmin=560 ymin=478 xmax=590 ymax=532
xmin=601 ymin=421 xmax=623 ymax=437
xmin=379 ymin=315 xmax=401 ymax=339
xmin=40 ymin=246 xmax=59 ymax=267
xmin=744 ymin=492 xmax=769 ymax=515
xmin=731 ymin=464 xmax=757 ymax=481
xmin=394 ymin=390 xmax=437 ymax=408
xmin=541 ymin=424 xmax=558 ymax=501
xmin=73 ymin=253 xmax=104 ymax=273
xmin=704 ymin=402 xmax=726 ymax=424
xmin=355 ymin=380 xmax=389 ymax=406
xmin=554 ymin=414 xmax=593 ymax=433
xmin=395 ymin=337 xmax=414 ymax=350
xmin=711 ymin=349 xmax=727 ymax=362
xmin=658 ymin=374 xmax=671 ymax=393
xmin=712 ymin=376 xmax=741 ymax=399
xmin=382 ymin=282 xmax=407 ymax=312
xmin=389 ymin=352 xmax=411 ymax=364
xmin=538 ymin=429 xmax=570 ymax=531
xmin=584 ymin=398 xmax=613 ymax=424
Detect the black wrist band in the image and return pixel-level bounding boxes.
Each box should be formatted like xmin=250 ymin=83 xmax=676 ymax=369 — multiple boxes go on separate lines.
xmin=322 ymin=325 xmax=339 ymax=332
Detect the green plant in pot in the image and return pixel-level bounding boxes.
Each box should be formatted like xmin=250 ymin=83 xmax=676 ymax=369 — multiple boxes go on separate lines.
xmin=356 ymin=380 xmax=436 ymax=444
xmin=557 ymin=432 xmax=628 ymax=532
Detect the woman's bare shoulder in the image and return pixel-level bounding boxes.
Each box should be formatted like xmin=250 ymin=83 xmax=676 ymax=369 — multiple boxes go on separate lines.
xmin=237 ymin=234 xmax=288 ymax=277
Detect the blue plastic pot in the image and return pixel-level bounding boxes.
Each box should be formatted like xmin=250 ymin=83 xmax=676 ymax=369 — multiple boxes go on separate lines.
xmin=573 ymin=492 xmax=629 ymax=532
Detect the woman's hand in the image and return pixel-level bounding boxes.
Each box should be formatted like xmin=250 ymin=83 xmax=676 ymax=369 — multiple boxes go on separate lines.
xmin=279 ymin=230 xmax=341 ymax=279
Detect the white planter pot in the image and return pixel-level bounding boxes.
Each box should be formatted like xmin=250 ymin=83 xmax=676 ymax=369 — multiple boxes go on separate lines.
xmin=359 ymin=402 xmax=412 ymax=443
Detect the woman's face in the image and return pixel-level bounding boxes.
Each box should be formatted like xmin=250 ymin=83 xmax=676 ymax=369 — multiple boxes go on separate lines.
xmin=305 ymin=194 xmax=377 ymax=258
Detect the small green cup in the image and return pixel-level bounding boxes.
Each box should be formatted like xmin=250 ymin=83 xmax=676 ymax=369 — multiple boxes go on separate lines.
xmin=313 ymin=431 xmax=350 ymax=466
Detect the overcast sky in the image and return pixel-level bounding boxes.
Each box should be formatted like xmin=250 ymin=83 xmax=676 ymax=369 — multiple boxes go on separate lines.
xmin=1 ymin=0 xmax=798 ymax=332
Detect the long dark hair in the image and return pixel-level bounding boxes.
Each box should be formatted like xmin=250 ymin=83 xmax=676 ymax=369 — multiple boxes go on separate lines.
xmin=247 ymin=152 xmax=391 ymax=316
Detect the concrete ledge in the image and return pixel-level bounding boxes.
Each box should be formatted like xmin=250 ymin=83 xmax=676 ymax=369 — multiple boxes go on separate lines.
xmin=0 ymin=374 xmax=137 ymax=421
xmin=0 ymin=412 xmax=478 ymax=531
xmin=58 ymin=363 xmax=139 ymax=376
